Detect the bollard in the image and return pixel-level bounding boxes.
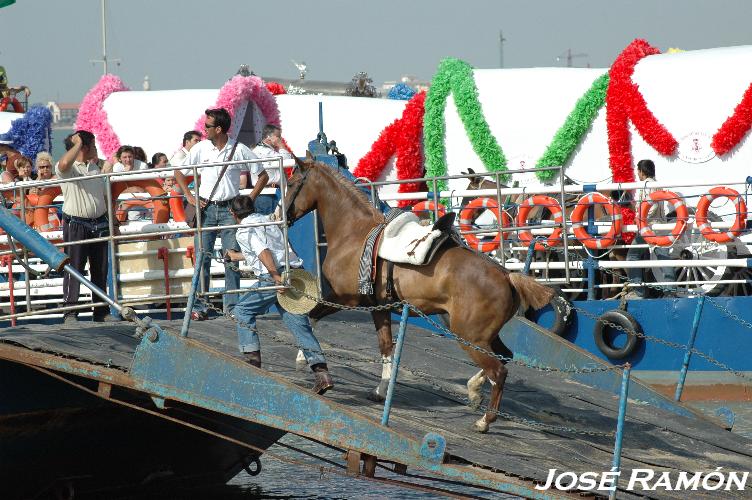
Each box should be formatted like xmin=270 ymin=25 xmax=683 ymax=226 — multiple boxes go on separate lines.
xmin=180 ymin=250 xmax=205 ymax=338
xmin=609 ymin=362 xmax=631 ymax=500
xmin=157 ymin=247 xmax=172 ymax=320
xmin=675 ymin=295 xmax=705 ymax=401
xmin=381 ymin=306 xmax=410 ymax=426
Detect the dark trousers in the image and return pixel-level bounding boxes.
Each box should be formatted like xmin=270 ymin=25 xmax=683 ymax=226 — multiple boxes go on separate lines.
xmin=62 ymin=217 xmax=109 ymax=318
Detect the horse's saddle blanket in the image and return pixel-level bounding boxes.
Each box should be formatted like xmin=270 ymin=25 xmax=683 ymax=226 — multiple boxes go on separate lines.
xmin=377 ymin=212 xmax=449 ymax=266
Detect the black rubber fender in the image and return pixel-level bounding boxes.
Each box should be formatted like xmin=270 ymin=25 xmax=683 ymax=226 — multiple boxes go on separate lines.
xmin=525 ymin=291 xmax=573 ymax=337
xmin=593 ymin=309 xmax=641 ymax=360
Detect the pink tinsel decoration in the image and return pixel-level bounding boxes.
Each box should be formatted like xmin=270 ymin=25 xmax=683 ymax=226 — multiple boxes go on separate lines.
xmin=75 ymin=74 xmax=129 ymax=158
xmin=194 ymin=75 xmax=281 ymax=138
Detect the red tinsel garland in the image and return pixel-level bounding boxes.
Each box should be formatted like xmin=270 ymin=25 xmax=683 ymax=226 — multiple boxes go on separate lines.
xmin=712 ymin=82 xmax=752 ymax=155
xmin=607 ymin=39 xmax=676 ymax=183
xmin=354 ymin=92 xmax=426 ymax=207
xmin=266 ymin=81 xmax=287 ymax=95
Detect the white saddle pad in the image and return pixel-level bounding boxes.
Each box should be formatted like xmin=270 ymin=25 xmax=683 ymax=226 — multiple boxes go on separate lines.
xmin=378 ymin=212 xmax=444 ymax=265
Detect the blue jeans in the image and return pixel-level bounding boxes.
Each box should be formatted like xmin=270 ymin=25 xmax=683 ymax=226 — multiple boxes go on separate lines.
xmin=254 ymin=193 xmax=278 ymax=215
xmin=626 ymin=235 xmax=676 ymax=296
xmin=234 ymin=274 xmax=326 ymax=367
xmin=194 ymin=203 xmax=239 ymax=313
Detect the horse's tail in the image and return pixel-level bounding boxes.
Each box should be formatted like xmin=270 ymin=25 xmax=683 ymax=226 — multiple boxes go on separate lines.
xmin=508 ymin=273 xmax=554 ymax=311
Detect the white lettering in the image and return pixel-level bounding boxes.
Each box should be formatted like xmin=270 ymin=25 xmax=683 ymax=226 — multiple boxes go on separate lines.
xmin=627 ymin=469 xmax=654 ymax=491
xmin=599 ymin=470 xmax=621 ymax=491
xmin=702 ymin=467 xmax=725 ymax=491
xmin=674 ymin=471 xmax=701 ymax=490
xmin=535 ymin=469 xmax=557 ymax=490
xmin=579 ymin=472 xmax=597 ymax=490
xmin=555 ymin=472 xmax=578 ymax=490
xmin=725 ymin=471 xmax=748 ymax=491
xmin=652 ymin=471 xmax=674 ymax=490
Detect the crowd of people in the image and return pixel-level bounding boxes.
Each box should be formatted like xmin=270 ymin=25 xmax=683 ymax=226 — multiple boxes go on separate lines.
xmin=0 ymin=107 xmax=334 ymax=393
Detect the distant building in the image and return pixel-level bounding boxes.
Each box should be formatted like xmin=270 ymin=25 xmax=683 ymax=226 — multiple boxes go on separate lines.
xmin=46 ymin=102 xmax=79 ymax=126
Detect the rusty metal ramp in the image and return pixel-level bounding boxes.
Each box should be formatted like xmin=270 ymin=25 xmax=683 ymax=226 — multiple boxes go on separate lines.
xmin=1 ymin=313 xmax=751 ymax=499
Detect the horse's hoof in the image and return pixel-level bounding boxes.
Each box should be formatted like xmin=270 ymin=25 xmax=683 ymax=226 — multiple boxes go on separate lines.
xmin=367 ymin=390 xmax=386 ymax=403
xmin=473 ymin=418 xmax=490 ymax=433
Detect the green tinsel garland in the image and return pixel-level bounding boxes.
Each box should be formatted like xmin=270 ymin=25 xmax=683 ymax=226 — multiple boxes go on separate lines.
xmin=424 ymin=58 xmax=508 ymax=194
xmin=535 ymin=72 xmax=610 ymax=181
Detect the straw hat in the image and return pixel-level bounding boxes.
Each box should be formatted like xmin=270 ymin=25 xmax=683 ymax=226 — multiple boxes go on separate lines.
xmin=277 ymin=268 xmax=320 ymax=314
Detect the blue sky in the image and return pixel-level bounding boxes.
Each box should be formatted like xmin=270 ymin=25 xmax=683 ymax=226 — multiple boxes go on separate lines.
xmin=2 ymin=0 xmax=752 ymax=103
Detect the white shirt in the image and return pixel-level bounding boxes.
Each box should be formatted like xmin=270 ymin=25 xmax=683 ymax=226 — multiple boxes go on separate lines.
xmin=112 ymin=159 xmax=149 ymax=172
xmin=251 ymin=142 xmax=292 ymax=186
xmin=55 ymin=159 xmax=108 ymax=218
xmin=169 ymin=147 xmax=189 ymax=166
xmin=183 ymin=139 xmax=259 ymax=201
xmin=236 ymin=213 xmax=303 ymax=276
xmin=637 ymin=177 xmax=666 ymax=222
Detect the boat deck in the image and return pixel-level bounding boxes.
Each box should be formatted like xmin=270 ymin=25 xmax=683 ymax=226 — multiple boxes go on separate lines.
xmin=1 ymin=312 xmax=751 ymax=499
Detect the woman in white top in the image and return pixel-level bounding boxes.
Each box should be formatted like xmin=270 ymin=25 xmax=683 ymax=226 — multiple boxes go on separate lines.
xmin=112 ymin=145 xmax=149 ymax=173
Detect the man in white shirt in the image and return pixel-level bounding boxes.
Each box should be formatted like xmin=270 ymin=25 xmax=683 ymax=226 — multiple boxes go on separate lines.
xmin=626 ymin=159 xmax=676 ymax=298
xmin=225 ymin=195 xmax=333 ymax=395
xmin=250 ymin=124 xmax=293 ymax=215
xmin=174 ymin=108 xmax=260 ymax=318
xmin=169 ymin=130 xmax=201 ymax=167
xmin=55 ymin=131 xmax=113 ymax=323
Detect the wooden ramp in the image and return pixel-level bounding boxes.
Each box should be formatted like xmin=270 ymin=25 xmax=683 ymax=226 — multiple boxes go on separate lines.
xmin=1 ymin=312 xmax=750 ymax=499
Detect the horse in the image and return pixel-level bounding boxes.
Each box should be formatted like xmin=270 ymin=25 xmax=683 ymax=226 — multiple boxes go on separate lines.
xmin=284 ymin=159 xmax=554 ymax=433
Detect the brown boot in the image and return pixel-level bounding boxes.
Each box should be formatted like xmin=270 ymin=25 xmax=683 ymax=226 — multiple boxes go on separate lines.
xmin=244 ymin=351 xmax=261 ymax=368
xmin=311 ymin=364 xmax=334 ymax=395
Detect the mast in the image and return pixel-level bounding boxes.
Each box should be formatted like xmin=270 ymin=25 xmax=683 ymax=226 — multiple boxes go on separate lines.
xmin=90 ymin=0 xmax=119 ymax=75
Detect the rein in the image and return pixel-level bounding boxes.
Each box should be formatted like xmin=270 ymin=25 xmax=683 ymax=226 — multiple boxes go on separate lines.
xmin=285 ymin=169 xmax=310 ymax=227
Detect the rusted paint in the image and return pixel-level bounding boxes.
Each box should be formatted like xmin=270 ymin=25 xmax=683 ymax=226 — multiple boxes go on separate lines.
xmin=97 ymin=382 xmax=112 ymax=398
xmin=0 ymin=343 xmax=133 ymax=387
xmin=650 ymin=383 xmax=752 ymax=402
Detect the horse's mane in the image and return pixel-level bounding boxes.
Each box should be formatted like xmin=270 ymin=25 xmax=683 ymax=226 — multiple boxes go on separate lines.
xmin=314 ymin=163 xmax=381 ymax=217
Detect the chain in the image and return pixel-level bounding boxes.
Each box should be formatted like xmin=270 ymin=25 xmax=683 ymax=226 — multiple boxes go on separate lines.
xmin=706 ymin=295 xmax=752 ymax=332
xmin=191 ymin=293 xmax=615 ymax=437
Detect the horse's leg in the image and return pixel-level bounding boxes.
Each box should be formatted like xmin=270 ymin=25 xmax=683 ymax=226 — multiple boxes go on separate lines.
xmin=466 ymin=369 xmax=486 ymax=409
xmin=367 ymin=309 xmax=394 ymax=402
xmin=463 ymin=338 xmax=508 ymax=433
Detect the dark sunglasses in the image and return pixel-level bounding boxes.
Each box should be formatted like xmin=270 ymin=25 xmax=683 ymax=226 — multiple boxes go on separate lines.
xmin=204 ymin=124 xmax=218 ymax=129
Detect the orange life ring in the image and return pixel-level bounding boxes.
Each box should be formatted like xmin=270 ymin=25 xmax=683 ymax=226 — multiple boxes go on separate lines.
xmin=459 ymin=197 xmax=511 ymax=252
xmin=637 ymin=190 xmax=688 ymax=247
xmin=0 ymin=96 xmax=23 ymax=113
xmin=695 ymin=186 xmax=747 ymax=243
xmin=111 ymin=179 xmax=169 ymax=224
xmin=570 ymin=192 xmax=622 ymax=249
xmin=516 ymin=195 xmax=563 ymax=251
xmin=27 ymin=186 xmax=62 ymax=231
xmin=411 ymin=201 xmax=446 ymax=218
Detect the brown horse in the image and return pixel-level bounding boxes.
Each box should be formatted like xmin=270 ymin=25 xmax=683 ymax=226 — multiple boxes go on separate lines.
xmin=285 ymin=160 xmax=554 ymax=433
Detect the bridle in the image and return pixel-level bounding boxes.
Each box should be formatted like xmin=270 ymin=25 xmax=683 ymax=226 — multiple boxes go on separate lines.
xmin=285 ymin=168 xmax=310 ymax=227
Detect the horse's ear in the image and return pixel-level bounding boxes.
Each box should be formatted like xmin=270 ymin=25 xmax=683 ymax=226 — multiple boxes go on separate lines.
xmin=467 ymin=167 xmax=476 ymax=175
xmin=305 ymin=150 xmax=314 ymax=161
xmin=295 ymin=155 xmax=307 ymax=171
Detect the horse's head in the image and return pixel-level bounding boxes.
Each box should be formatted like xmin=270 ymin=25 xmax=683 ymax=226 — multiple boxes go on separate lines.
xmin=284 ymin=154 xmax=318 ymax=226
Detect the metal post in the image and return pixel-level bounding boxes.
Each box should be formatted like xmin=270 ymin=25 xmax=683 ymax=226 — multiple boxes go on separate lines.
xmin=586 ymin=257 xmax=597 ymax=300
xmin=381 ymin=306 xmax=410 ymax=427
xmin=522 ymin=239 xmax=537 ymax=276
xmin=558 ymin=166 xmax=570 ymax=282
xmin=104 ymin=175 xmax=120 ymax=318
xmin=495 ymin=172 xmax=506 ymax=267
xmin=18 ymin=191 xmax=31 ymax=314
xmin=181 ymin=250 xmax=205 ymax=338
xmin=609 ymin=362 xmax=631 ymax=500
xmin=431 ymin=178 xmax=439 ymax=222
xmin=675 ymin=295 xmax=705 ymax=401
xmin=5 ymin=256 xmax=16 ymax=326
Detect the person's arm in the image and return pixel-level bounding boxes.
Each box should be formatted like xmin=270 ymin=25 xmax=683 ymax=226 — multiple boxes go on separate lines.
xmin=57 ymin=133 xmax=82 ymax=174
xmin=174 ymin=168 xmax=205 ymax=208
xmin=249 ymin=170 xmax=268 ymax=200
xmin=258 ymin=248 xmax=283 ymax=285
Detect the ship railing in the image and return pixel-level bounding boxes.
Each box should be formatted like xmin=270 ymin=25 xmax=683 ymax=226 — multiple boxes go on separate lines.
xmin=0 ymin=156 xmax=296 ymax=322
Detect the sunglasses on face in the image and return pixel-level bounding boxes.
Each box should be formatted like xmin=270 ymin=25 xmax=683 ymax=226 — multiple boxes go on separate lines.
xmin=204 ymin=124 xmax=218 ymax=129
